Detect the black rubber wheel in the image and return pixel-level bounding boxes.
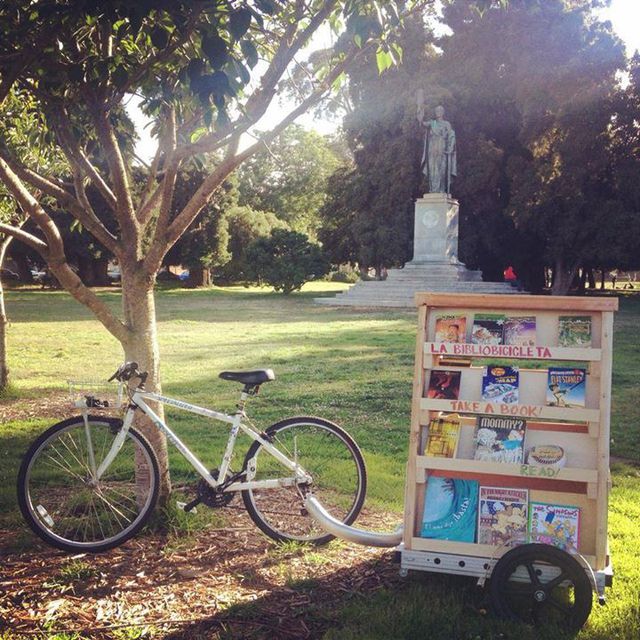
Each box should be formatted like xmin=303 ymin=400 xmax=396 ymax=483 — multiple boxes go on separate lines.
xmin=17 ymin=416 xmax=159 ymax=553
xmin=489 ymin=543 xmax=593 ymax=630
xmin=242 ymin=416 xmax=367 ymax=544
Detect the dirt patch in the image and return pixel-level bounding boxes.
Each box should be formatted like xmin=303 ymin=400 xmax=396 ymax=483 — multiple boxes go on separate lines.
xmin=0 ymin=391 xmax=72 ymax=424
xmin=0 ymin=505 xmax=404 ymax=639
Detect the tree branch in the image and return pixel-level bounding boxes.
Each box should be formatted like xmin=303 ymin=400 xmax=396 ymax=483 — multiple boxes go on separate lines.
xmin=176 ymin=0 xmax=339 ymax=160
xmin=53 ymin=110 xmax=118 ymax=211
xmin=0 ymin=222 xmax=48 ymax=254
xmin=0 ymin=157 xmax=129 ymax=343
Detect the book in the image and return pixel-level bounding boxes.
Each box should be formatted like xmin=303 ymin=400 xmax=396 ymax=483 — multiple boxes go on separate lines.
xmin=424 ymin=415 xmax=461 ymax=458
xmin=434 ymin=314 xmax=467 ymax=343
xmin=503 ymin=316 xmax=536 ymax=346
xmin=558 ymin=316 xmax=592 ymax=347
xmin=420 ymin=476 xmax=479 ymax=542
xmin=473 ymin=415 xmax=527 ymax=464
xmin=546 ymin=367 xmax=586 ymax=408
xmin=471 ymin=313 xmax=505 ymax=345
xmin=478 ymin=486 xmax=529 ymax=546
xmin=528 ymin=502 xmax=580 ymax=551
xmin=424 ymin=370 xmax=461 ymax=400
xmin=481 ymin=365 xmax=519 ymax=404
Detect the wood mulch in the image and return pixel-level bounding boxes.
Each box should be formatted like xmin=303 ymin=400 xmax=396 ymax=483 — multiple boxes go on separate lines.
xmin=0 ymin=506 xmax=405 ymax=639
xmin=0 ymin=391 xmax=71 ymax=424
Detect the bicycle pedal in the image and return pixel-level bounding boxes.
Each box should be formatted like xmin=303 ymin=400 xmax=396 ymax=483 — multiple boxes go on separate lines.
xmin=176 ymin=500 xmax=198 ymax=514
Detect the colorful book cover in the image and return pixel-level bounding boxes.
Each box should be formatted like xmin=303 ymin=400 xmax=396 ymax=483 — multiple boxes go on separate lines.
xmin=424 ymin=370 xmax=462 ymax=400
xmin=478 ymin=486 xmax=529 ymax=546
xmin=434 ymin=314 xmax=467 ymax=344
xmin=546 ymin=367 xmax=586 ymax=407
xmin=503 ymin=316 xmax=536 ymax=347
xmin=424 ymin=415 xmax=461 ymax=458
xmin=528 ymin=502 xmax=580 ymax=552
xmin=421 ymin=477 xmax=479 ymax=542
xmin=482 ymin=365 xmax=519 ymax=404
xmin=471 ymin=314 xmax=505 ymax=345
xmin=473 ymin=415 xmax=527 ymax=464
xmin=558 ymin=316 xmax=592 ymax=347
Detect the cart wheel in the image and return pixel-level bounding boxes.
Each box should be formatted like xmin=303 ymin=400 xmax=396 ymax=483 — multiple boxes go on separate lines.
xmin=489 ymin=543 xmax=592 ymax=630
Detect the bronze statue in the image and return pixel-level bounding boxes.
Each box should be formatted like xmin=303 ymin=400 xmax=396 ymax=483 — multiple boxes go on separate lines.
xmin=418 ymin=103 xmax=457 ymax=194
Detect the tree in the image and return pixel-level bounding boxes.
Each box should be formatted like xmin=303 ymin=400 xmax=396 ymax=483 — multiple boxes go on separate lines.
xmin=245 ymin=228 xmax=329 ymax=293
xmin=438 ymin=0 xmax=628 ymax=293
xmin=0 ymin=0 xmax=428 ymax=497
xmin=163 ymin=168 xmax=232 ymax=287
xmin=237 ymin=124 xmax=344 ymax=235
xmin=319 ymin=12 xmax=434 ymax=276
xmin=219 ymin=204 xmax=287 ymax=282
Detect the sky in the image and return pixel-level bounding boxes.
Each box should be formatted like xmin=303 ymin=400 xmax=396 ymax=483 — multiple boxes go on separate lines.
xmin=129 ymin=0 xmax=640 ymax=162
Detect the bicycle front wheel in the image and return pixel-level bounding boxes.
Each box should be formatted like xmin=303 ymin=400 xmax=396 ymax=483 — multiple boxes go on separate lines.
xmin=242 ymin=416 xmax=367 ymax=544
xmin=17 ymin=416 xmax=159 ymax=552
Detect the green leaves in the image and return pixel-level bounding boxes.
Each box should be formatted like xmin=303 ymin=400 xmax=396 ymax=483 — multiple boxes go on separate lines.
xmin=150 ymin=26 xmax=169 ymax=50
xmin=228 ymin=9 xmax=252 ymax=41
xmin=240 ymin=39 xmax=258 ymax=69
xmin=202 ymin=33 xmax=229 ymax=70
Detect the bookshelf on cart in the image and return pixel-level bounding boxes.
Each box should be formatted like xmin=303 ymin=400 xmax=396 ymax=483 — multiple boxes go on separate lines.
xmin=400 ymin=292 xmax=618 ymax=606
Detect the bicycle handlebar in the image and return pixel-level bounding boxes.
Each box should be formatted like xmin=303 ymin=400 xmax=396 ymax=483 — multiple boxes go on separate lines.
xmin=108 ymin=362 xmax=148 ymax=385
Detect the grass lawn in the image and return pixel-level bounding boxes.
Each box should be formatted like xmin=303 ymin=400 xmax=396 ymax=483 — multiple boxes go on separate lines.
xmin=1 ymin=283 xmax=639 ymax=639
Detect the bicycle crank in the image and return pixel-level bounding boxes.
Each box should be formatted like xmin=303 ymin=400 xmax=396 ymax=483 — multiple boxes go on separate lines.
xmin=182 ymin=469 xmax=236 ymax=512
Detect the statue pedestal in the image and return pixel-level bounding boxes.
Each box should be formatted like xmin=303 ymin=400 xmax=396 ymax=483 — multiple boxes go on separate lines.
xmin=410 ymin=193 xmax=460 ymax=264
xmin=315 ymin=192 xmax=522 ymax=307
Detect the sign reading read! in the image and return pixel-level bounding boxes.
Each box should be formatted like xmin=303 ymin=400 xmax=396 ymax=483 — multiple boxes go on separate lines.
xmin=426 ymin=342 xmax=553 ymax=359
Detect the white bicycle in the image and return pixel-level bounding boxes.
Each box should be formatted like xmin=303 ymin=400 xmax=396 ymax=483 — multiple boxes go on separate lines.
xmin=17 ymin=362 xmax=367 ymax=552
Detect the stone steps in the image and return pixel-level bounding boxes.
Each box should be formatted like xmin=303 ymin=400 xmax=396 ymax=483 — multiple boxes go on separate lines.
xmin=315 ymin=265 xmax=520 ymax=308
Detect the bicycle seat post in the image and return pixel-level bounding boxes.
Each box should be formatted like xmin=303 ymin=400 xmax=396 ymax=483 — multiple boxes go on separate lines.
xmin=236 ymin=384 xmax=258 ymax=413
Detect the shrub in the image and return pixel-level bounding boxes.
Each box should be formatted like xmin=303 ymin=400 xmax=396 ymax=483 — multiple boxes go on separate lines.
xmin=245 ymin=229 xmax=329 ymax=294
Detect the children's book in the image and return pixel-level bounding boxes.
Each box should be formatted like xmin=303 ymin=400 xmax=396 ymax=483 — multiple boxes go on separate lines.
xmin=424 ymin=370 xmax=462 ymax=400
xmin=473 ymin=415 xmax=527 ymax=463
xmin=482 ymin=365 xmax=519 ymax=404
xmin=423 ymin=415 xmax=461 ymax=458
xmin=558 ymin=316 xmax=592 ymax=347
xmin=434 ymin=314 xmax=467 ymax=344
xmin=478 ymin=487 xmax=529 ymax=546
xmin=546 ymin=367 xmax=586 ymax=408
xmin=421 ymin=476 xmax=479 ymax=542
xmin=471 ymin=314 xmax=505 ymax=345
xmin=503 ymin=316 xmax=536 ymax=347
xmin=528 ymin=502 xmax=580 ymax=552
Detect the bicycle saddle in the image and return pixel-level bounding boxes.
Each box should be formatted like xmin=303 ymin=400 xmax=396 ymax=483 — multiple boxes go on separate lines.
xmin=218 ymin=369 xmax=275 ymax=385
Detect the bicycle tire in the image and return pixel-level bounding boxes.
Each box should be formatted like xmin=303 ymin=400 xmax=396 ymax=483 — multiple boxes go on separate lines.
xmin=241 ymin=416 xmax=367 ymax=544
xmin=489 ymin=543 xmax=593 ymax=630
xmin=17 ymin=415 xmax=160 ymax=553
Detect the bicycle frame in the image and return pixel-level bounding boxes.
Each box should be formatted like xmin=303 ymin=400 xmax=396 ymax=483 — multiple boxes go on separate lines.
xmin=92 ymin=388 xmax=312 ymax=493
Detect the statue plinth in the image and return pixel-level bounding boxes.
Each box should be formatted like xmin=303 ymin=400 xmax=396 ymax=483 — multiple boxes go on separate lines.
xmin=409 ymin=193 xmax=460 ymax=264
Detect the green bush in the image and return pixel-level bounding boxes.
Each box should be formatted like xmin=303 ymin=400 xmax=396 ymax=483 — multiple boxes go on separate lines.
xmin=245 ymin=229 xmax=329 ymax=294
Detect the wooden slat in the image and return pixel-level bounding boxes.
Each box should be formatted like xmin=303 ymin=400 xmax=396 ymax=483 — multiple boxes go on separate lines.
xmin=416 ymin=456 xmax=598 ymax=484
xmin=420 ymin=398 xmax=599 ymax=422
xmin=404 ymin=304 xmax=428 ymax=550
xmin=415 ymin=292 xmax=619 ymax=312
xmin=424 ymin=342 xmax=601 ymax=362
xmin=595 ymin=311 xmax=614 ymax=570
xmin=409 ymin=537 xmax=596 ymax=568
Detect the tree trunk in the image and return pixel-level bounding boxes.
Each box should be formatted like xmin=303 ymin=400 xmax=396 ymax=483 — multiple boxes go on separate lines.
xmin=121 ymin=266 xmax=171 ymax=502
xmin=77 ymin=255 xmax=95 ymax=286
xmin=551 ymin=257 xmax=578 ymax=296
xmin=600 ymin=269 xmax=605 ymax=290
xmin=0 ymin=236 xmax=12 ymax=391
xmin=94 ymin=256 xmax=110 ymax=286
xmin=187 ymin=265 xmax=211 ymax=288
xmin=12 ymin=252 xmax=33 ymax=284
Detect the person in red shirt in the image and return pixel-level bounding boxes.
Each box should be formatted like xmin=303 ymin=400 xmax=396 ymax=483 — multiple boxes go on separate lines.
xmin=504 ymin=265 xmax=522 ymax=291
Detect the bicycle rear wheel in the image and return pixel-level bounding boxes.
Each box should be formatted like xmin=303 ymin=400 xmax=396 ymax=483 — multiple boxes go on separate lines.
xmin=17 ymin=416 xmax=159 ymax=552
xmin=242 ymin=416 xmax=367 ymax=544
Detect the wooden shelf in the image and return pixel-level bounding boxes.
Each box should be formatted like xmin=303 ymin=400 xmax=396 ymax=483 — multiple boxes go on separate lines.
xmin=424 ymin=342 xmax=601 ymax=362
xmin=420 ymin=398 xmax=600 ymax=422
xmin=409 ymin=537 xmax=596 ymax=568
xmin=416 ymin=456 xmax=598 ymax=484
